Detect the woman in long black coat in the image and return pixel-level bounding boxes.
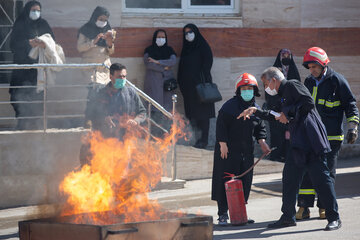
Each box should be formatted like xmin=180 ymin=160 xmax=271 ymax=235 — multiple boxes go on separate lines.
xmin=265 ymin=48 xmax=300 ymax=161
xmin=211 ymin=73 xmax=270 ymax=225
xmin=10 ymin=0 xmax=54 ymax=129
xmin=177 ymin=23 xmax=215 ymax=149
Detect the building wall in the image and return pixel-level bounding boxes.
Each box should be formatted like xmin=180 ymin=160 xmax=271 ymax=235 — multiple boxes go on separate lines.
xmin=36 ymin=0 xmax=360 ymax=117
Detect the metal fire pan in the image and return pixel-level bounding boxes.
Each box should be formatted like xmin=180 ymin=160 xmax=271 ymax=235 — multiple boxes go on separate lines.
xmin=19 ymin=212 xmax=213 ymax=240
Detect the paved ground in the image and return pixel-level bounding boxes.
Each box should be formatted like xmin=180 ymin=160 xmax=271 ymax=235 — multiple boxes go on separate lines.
xmin=150 ymin=158 xmax=360 ymax=240
xmin=0 ymin=158 xmax=359 ymax=239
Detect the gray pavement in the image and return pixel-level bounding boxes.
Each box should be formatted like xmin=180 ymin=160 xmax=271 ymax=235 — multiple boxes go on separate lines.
xmin=150 ymin=158 xmax=360 ymax=240
xmin=0 ymin=158 xmax=359 ymax=239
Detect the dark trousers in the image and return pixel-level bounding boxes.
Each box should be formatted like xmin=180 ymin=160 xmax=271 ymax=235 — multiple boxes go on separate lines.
xmin=297 ymin=141 xmax=341 ymax=208
xmin=281 ymin=149 xmax=339 ymax=223
xmin=217 ymin=154 xmax=254 ymax=216
xmin=193 ymin=118 xmax=210 ymax=144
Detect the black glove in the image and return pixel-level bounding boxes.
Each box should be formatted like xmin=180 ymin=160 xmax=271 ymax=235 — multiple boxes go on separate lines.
xmin=346 ymin=128 xmax=358 ymax=144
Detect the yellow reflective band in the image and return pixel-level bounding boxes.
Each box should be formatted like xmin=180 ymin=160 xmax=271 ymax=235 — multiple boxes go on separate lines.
xmin=317 ymin=99 xmax=340 ymax=108
xmin=327 ymin=135 xmax=344 ymax=141
xmin=298 ymin=189 xmax=316 ymax=195
xmin=325 ymin=101 xmax=340 ymax=108
xmin=347 ymin=116 xmax=360 ymax=123
xmin=312 ymin=86 xmax=318 ymax=102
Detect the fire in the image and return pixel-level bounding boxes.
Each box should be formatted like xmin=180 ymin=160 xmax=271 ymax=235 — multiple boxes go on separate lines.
xmin=59 ymin=113 xmax=188 ymax=224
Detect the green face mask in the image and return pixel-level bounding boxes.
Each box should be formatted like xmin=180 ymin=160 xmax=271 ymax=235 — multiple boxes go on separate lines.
xmin=241 ymin=89 xmax=254 ymax=101
xmin=114 ymin=78 xmax=126 ymax=89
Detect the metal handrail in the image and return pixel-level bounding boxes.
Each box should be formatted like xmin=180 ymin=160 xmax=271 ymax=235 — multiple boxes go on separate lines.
xmin=0 ymin=63 xmax=178 ymax=180
xmin=125 ymin=80 xmax=173 ymax=119
xmin=0 ymin=63 xmax=105 ymax=69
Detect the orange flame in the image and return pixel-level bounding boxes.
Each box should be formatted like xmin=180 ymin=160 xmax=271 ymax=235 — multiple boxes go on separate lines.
xmin=59 ymin=113 xmax=188 ymax=224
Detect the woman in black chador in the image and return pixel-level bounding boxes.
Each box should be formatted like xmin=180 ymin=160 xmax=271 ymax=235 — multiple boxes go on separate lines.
xmin=10 ymin=0 xmax=54 ymax=130
xmin=265 ymin=48 xmax=301 ymax=161
xmin=177 ymin=23 xmax=215 ymax=149
xmin=211 ymin=73 xmax=270 ymax=225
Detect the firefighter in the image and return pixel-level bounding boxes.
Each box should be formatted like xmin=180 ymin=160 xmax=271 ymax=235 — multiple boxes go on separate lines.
xmin=296 ymin=47 xmax=359 ymax=220
xmin=211 ymin=73 xmax=271 ymax=225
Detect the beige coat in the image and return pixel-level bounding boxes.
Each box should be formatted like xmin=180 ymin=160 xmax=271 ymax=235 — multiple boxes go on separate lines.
xmin=77 ymin=33 xmax=114 ymax=85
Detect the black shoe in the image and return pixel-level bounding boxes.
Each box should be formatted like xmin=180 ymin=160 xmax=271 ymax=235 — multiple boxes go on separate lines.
xmin=193 ymin=141 xmax=207 ymax=149
xmin=324 ymin=219 xmax=342 ymax=231
xmin=248 ymin=218 xmax=255 ymax=224
xmin=268 ymin=219 xmax=296 ymax=229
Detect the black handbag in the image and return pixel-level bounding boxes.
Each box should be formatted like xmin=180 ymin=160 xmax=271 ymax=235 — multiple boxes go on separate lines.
xmin=195 ymin=72 xmax=222 ymax=103
xmin=163 ymin=78 xmax=177 ymax=91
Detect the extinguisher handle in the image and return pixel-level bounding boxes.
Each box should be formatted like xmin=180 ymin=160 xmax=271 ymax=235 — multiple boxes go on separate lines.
xmin=231 ymin=147 xmax=277 ymax=179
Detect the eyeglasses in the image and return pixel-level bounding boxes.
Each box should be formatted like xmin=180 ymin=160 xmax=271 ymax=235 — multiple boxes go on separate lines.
xmin=185 ymin=30 xmax=193 ymax=35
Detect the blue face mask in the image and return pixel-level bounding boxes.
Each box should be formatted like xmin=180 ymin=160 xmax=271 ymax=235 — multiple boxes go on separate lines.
xmin=241 ymin=89 xmax=254 ymax=101
xmin=114 ymin=78 xmax=126 ymax=89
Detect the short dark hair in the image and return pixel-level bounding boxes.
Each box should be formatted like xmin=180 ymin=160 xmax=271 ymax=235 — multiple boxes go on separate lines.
xmin=110 ymin=63 xmax=126 ymax=75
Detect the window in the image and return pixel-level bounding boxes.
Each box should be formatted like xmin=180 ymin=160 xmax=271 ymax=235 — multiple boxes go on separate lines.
xmin=123 ymin=0 xmax=238 ymax=14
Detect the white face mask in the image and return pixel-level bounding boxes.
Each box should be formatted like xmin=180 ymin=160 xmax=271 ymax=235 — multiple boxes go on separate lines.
xmin=156 ymin=37 xmax=166 ymax=47
xmin=185 ymin=32 xmax=195 ymax=42
xmin=96 ymin=20 xmax=107 ymax=28
xmin=265 ymin=86 xmax=278 ymax=96
xmin=29 ymin=10 xmax=41 ymax=21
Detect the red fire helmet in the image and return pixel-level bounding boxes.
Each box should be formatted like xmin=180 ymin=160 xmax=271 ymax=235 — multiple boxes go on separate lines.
xmin=303 ymin=47 xmax=330 ymax=69
xmin=235 ymin=73 xmax=258 ymax=89
xmin=235 ymin=73 xmax=260 ymax=96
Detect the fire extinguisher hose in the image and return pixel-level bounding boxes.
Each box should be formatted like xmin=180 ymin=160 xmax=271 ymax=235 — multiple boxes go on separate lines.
xmin=224 ymin=147 xmax=277 ymax=180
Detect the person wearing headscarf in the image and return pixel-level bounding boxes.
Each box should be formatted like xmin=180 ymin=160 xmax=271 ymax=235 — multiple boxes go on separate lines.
xmin=143 ymin=29 xmax=176 ymax=137
xmin=178 ymin=23 xmax=215 ymax=149
xmin=211 ymin=73 xmax=270 ymax=225
xmin=144 ymin=29 xmax=176 ymax=111
xmin=273 ymin=48 xmax=300 ymax=81
xmin=9 ymin=0 xmax=55 ymax=130
xmin=77 ymin=6 xmax=115 ymax=85
xmin=264 ymin=48 xmax=301 ymax=162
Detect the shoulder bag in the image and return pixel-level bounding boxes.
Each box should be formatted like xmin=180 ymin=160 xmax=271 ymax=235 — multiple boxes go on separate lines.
xmin=195 ymin=72 xmax=222 ymax=103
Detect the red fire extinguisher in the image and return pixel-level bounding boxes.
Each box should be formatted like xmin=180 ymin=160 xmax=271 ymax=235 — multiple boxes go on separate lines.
xmin=224 ymin=149 xmax=274 ymax=225
xmin=225 ymin=177 xmax=247 ymax=225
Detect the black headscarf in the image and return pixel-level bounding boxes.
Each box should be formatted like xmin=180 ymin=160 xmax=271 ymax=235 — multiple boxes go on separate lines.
xmin=78 ymin=6 xmax=111 ymax=47
xmin=273 ymin=48 xmax=301 ymax=81
xmin=10 ymin=0 xmax=54 ymax=63
xmin=144 ymin=29 xmax=176 ymax=60
xmin=15 ymin=0 xmax=41 ymax=23
xmin=180 ymin=23 xmax=210 ymax=57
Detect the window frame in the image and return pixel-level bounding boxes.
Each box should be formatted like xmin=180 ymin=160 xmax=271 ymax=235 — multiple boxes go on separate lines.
xmin=122 ymin=0 xmax=239 ymax=14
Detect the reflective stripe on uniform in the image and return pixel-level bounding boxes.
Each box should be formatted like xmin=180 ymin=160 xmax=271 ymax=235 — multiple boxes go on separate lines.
xmin=298 ymin=189 xmax=316 ymax=195
xmin=327 ymin=135 xmax=344 ymax=141
xmin=317 ymin=99 xmax=341 ymax=108
xmin=312 ymin=86 xmax=318 ymax=102
xmin=347 ymin=115 xmax=360 ymax=124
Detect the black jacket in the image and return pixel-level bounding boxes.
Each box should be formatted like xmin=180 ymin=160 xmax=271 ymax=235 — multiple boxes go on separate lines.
xmin=255 ymin=80 xmax=331 ymax=157
xmin=304 ymin=67 xmax=359 ymax=141
xmin=211 ymin=96 xmax=266 ymax=201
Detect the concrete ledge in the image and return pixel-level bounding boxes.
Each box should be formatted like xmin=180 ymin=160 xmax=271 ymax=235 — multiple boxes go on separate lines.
xmin=154 ymin=177 xmax=186 ymax=191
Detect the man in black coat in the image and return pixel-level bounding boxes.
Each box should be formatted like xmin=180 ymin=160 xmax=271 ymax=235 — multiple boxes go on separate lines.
xmin=239 ymin=67 xmax=341 ymax=231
